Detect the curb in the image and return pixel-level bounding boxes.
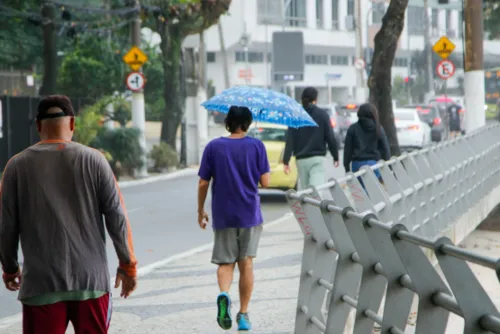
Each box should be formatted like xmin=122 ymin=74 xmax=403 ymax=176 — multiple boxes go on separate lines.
xmin=118 ymin=168 xmax=198 ymax=189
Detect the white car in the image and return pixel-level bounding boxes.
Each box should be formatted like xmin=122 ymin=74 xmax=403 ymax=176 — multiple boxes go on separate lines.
xmin=394 ymin=108 xmax=432 ymax=150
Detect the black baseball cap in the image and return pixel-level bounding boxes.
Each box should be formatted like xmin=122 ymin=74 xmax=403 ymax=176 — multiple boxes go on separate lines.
xmin=37 ymin=95 xmax=75 ymax=121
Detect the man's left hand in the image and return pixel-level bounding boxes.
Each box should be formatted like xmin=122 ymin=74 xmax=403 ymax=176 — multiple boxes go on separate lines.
xmin=2 ymin=269 xmax=21 ymax=291
xmin=334 ymin=160 xmax=340 ymax=168
xmin=198 ymin=211 xmax=209 ymax=229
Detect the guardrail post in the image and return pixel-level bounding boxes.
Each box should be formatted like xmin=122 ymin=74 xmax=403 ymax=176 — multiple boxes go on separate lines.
xmin=433 ymin=237 xmax=500 ymax=333
xmin=286 ymin=189 xmax=317 ymax=334
xmin=389 ymin=224 xmax=450 ymax=333
xmin=329 ymin=178 xmax=385 ymax=334
xmin=319 ymin=198 xmax=361 ymax=333
xmin=286 ymin=188 xmax=337 ymax=334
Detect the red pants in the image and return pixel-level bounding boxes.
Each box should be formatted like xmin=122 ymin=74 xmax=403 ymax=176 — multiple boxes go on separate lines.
xmin=22 ymin=293 xmax=112 ymax=334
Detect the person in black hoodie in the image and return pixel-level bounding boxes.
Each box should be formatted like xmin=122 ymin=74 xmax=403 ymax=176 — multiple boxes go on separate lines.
xmin=343 ymin=103 xmax=390 ymax=180
xmin=283 ymin=87 xmax=339 ymax=189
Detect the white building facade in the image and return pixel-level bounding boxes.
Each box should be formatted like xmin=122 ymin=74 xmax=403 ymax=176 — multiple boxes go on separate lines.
xmin=187 ymin=0 xmax=500 ymax=104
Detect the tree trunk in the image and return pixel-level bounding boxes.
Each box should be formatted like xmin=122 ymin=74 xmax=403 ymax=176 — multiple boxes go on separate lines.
xmin=368 ymin=0 xmax=409 ymax=157
xmin=159 ymin=25 xmax=184 ymax=148
xmin=39 ymin=2 xmax=57 ymax=96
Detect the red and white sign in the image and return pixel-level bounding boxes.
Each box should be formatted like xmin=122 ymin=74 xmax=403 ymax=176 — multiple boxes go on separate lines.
xmin=126 ymin=72 xmax=146 ymax=91
xmin=436 ymin=59 xmax=456 ymax=80
xmin=354 ymin=58 xmax=366 ymax=70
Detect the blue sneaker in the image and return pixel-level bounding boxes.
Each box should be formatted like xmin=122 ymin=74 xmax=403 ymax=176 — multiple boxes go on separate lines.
xmin=237 ymin=312 xmax=252 ymax=331
xmin=216 ymin=292 xmax=232 ymax=330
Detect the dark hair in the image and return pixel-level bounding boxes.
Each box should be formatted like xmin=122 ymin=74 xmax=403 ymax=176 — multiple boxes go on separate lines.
xmin=224 ymin=106 xmax=253 ymax=133
xmin=37 ymin=95 xmax=75 ymax=120
xmin=357 ymin=103 xmax=382 ymax=136
xmin=301 ymin=87 xmax=318 ymax=109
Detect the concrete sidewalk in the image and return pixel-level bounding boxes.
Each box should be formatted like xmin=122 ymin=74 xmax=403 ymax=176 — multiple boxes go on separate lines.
xmin=3 ymin=219 xmax=500 ymax=334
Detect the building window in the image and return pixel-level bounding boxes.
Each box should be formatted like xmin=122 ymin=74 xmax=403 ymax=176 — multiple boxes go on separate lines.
xmin=347 ymin=0 xmax=354 ymax=17
xmin=207 ymin=52 xmax=216 ymax=63
xmin=235 ymin=51 xmax=264 ymax=63
xmin=458 ymin=10 xmax=464 ymax=37
xmin=316 ymin=0 xmax=324 ymax=28
xmin=286 ymin=0 xmax=307 ymax=27
xmin=257 ymin=0 xmax=283 ymax=24
xmin=446 ymin=10 xmax=452 ymax=31
xmin=331 ymin=0 xmax=339 ymax=30
xmin=330 ymin=55 xmax=349 ymax=65
xmin=431 ymin=8 xmax=438 ymax=28
xmin=306 ymin=54 xmax=328 ymax=65
xmin=372 ymin=3 xmax=385 ymax=24
xmin=408 ymin=6 xmax=424 ymax=35
xmin=393 ymin=58 xmax=408 ymax=67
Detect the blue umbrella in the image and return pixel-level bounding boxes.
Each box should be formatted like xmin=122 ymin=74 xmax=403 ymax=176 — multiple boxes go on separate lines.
xmin=201 ymin=86 xmax=318 ymax=128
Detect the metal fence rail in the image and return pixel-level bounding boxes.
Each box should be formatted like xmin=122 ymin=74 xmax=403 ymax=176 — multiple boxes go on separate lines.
xmin=286 ymin=124 xmax=500 ymax=333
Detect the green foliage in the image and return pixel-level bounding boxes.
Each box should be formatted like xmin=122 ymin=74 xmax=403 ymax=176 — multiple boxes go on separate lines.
xmin=111 ymin=97 xmax=132 ymax=127
xmin=74 ymin=108 xmax=102 ymax=146
xmin=484 ymin=0 xmax=500 ymax=39
xmin=149 ymin=142 xmax=178 ymax=170
xmin=57 ymin=35 xmax=125 ymax=99
xmin=92 ymin=127 xmax=145 ymax=175
xmin=392 ymin=76 xmax=409 ymax=106
xmin=0 ymin=1 xmax=42 ymax=70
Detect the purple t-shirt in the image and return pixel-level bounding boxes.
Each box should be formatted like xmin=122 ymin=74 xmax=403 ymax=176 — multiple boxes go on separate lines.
xmin=198 ymin=136 xmax=270 ymax=230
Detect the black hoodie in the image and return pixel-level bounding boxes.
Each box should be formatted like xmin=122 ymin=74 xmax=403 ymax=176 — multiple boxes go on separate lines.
xmin=283 ymin=104 xmax=339 ymax=165
xmin=343 ymin=116 xmax=391 ymax=172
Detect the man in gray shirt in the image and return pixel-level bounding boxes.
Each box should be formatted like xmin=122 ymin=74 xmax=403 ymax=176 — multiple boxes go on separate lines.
xmin=0 ymin=95 xmax=137 ymax=333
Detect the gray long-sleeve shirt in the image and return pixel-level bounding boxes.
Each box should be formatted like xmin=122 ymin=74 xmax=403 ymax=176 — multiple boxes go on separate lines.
xmin=0 ymin=140 xmax=137 ymax=301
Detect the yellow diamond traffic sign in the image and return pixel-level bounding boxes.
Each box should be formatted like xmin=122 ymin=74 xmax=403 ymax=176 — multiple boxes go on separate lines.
xmin=432 ymin=36 xmax=455 ymax=59
xmin=123 ymin=46 xmax=148 ymax=71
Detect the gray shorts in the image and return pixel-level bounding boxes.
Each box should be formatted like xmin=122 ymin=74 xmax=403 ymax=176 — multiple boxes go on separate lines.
xmin=211 ymin=224 xmax=263 ymax=264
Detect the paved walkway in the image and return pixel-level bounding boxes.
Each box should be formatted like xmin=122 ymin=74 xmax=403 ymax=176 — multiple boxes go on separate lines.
xmin=2 ymin=218 xmax=500 ymax=333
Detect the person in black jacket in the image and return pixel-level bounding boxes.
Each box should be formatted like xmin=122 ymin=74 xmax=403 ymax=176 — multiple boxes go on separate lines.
xmin=283 ymin=87 xmax=339 ymax=189
xmin=343 ymin=103 xmax=390 ymax=180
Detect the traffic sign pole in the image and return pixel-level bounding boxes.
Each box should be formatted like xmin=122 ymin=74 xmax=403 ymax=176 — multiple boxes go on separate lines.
xmin=128 ymin=0 xmax=147 ymax=178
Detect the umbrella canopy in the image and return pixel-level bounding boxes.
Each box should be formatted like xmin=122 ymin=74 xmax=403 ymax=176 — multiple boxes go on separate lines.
xmin=201 ymin=86 xmax=318 ymax=128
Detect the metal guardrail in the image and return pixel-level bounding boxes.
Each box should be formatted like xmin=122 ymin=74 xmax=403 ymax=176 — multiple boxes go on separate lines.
xmin=286 ymin=124 xmax=500 ymax=333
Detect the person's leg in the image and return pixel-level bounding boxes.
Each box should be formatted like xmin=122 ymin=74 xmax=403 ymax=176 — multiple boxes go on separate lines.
xmin=69 ymin=293 xmax=112 ymax=334
xmin=211 ymin=228 xmax=239 ymax=330
xmin=23 ymin=301 xmax=69 ymax=334
xmin=235 ymin=224 xmax=263 ymax=331
xmin=295 ymin=159 xmax=310 ymax=190
xmin=307 ymin=157 xmax=326 ymax=188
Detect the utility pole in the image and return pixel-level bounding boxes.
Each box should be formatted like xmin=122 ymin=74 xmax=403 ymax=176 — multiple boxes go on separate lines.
xmin=463 ymin=0 xmax=485 ymax=132
xmin=130 ymin=0 xmax=148 ymax=177
xmin=423 ymin=0 xmax=434 ymax=98
xmin=354 ymin=0 xmax=366 ymax=102
xmin=40 ymin=1 xmax=57 ymax=96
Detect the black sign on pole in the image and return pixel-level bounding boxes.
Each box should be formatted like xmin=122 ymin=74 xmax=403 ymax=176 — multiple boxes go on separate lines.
xmin=272 ymin=31 xmax=305 ymax=83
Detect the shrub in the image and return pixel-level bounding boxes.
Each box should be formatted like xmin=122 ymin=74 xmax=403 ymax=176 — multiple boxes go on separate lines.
xmin=149 ymin=142 xmax=178 ymax=171
xmin=92 ymin=127 xmax=144 ymax=176
xmin=74 ymin=108 xmax=102 ymax=146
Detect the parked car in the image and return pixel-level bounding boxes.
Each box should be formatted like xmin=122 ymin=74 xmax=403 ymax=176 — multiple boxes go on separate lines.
xmin=247 ymin=123 xmax=298 ymax=190
xmin=394 ymin=108 xmax=432 ymax=150
xmin=318 ymin=104 xmax=343 ymax=148
xmin=404 ymin=104 xmax=445 ymax=142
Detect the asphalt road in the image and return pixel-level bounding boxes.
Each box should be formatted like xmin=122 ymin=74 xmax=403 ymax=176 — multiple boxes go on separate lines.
xmin=0 ymin=147 xmax=344 ymax=322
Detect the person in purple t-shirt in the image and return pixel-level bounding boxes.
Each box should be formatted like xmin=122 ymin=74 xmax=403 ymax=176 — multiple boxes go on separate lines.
xmin=197 ymin=106 xmax=270 ymax=331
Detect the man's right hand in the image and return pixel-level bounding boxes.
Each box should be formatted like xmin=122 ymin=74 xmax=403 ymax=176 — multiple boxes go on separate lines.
xmin=283 ymin=164 xmax=290 ymax=175
xmin=115 ymin=271 xmax=137 ymax=298
xmin=2 ymin=269 xmax=21 ymax=291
